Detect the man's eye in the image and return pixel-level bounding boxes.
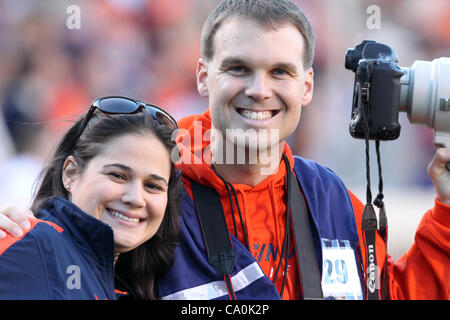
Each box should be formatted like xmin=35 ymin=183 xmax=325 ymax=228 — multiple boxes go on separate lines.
xmin=272 ymin=68 xmax=289 ymax=76
xmin=228 ymin=65 xmax=248 ymax=74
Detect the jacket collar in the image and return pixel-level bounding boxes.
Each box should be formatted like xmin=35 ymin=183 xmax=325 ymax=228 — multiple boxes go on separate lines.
xmin=37 ymin=196 xmax=115 ymax=269
xmin=176 ymin=108 xmax=295 ymax=194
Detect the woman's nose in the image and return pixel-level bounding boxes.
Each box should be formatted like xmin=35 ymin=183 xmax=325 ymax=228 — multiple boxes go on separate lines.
xmin=121 ymin=182 xmax=146 ymax=208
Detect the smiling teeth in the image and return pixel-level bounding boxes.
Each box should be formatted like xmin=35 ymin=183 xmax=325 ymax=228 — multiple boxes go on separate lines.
xmin=240 ymin=110 xmax=273 ymax=121
xmin=108 ymin=209 xmax=140 ymax=223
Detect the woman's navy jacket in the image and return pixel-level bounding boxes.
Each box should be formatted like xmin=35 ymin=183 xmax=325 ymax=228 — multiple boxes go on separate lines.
xmin=0 ymin=197 xmax=117 ymax=300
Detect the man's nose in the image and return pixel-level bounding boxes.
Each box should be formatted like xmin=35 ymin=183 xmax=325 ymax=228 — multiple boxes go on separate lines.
xmin=245 ymin=73 xmax=272 ymax=101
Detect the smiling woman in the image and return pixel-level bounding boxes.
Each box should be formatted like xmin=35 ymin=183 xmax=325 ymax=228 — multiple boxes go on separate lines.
xmin=65 ymin=134 xmax=171 ymax=257
xmin=0 ymin=96 xmax=181 ymax=300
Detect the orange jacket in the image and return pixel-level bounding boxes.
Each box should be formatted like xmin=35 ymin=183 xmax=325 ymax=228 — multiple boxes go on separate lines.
xmin=176 ymin=109 xmax=450 ymax=299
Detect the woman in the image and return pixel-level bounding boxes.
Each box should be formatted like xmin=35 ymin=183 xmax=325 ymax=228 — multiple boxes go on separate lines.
xmin=0 ymin=96 xmax=180 ymax=300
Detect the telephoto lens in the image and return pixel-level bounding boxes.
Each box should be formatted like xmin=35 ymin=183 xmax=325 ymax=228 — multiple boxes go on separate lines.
xmin=399 ymin=57 xmax=450 ymax=150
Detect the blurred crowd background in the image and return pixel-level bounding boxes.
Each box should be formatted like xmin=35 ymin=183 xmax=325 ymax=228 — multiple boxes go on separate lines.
xmin=0 ymin=0 xmax=449 ymax=259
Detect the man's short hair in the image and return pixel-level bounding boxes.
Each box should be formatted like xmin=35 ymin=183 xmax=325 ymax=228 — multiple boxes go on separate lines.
xmin=201 ymin=0 xmax=316 ymax=69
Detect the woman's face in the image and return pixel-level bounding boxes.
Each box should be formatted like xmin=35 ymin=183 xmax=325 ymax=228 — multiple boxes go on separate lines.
xmin=63 ymin=132 xmax=171 ymax=255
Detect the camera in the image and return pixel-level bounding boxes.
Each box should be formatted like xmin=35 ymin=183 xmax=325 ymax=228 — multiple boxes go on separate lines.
xmin=345 ymin=40 xmax=450 ymax=148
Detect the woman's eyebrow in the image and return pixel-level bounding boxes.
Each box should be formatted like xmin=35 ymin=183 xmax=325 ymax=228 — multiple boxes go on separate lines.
xmin=103 ymin=163 xmax=168 ymax=186
xmin=103 ymin=163 xmax=132 ymax=172
xmin=148 ymin=174 xmax=168 ymax=186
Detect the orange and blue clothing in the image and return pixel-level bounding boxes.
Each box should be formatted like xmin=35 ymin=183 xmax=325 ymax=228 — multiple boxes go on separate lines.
xmin=0 ymin=197 xmax=118 ymax=299
xmin=157 ymin=109 xmax=450 ymax=300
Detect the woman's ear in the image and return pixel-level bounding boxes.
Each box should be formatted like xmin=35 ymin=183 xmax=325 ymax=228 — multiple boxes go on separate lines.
xmin=62 ymin=156 xmax=79 ymax=193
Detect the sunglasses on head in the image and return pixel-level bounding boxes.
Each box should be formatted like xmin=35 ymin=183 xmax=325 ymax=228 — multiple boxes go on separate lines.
xmin=75 ymin=96 xmax=178 ymax=141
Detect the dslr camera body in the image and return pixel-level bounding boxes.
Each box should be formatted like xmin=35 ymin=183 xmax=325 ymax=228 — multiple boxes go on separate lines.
xmin=345 ymin=40 xmax=450 ymax=148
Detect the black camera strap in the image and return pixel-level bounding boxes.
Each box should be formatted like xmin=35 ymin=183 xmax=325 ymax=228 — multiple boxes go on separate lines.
xmin=191 ymin=180 xmax=237 ymax=300
xmin=360 ymin=63 xmax=389 ymax=299
xmin=361 ymin=141 xmax=389 ymax=300
xmin=284 ymin=155 xmax=324 ymax=299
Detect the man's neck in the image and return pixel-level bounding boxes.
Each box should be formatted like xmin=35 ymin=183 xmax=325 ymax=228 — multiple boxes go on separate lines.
xmin=212 ymin=143 xmax=284 ymax=187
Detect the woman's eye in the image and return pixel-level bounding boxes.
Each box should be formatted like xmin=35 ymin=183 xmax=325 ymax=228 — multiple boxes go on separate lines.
xmin=108 ymin=172 xmax=126 ymax=181
xmin=145 ymin=182 xmax=163 ymax=191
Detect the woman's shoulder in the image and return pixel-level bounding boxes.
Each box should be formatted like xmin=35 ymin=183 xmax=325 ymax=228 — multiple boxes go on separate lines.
xmin=0 ymin=216 xmax=64 ymax=257
xmin=0 ymin=217 xmax=62 ymax=298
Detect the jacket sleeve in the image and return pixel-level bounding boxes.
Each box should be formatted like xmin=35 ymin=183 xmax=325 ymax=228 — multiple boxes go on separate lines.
xmin=0 ymin=232 xmax=51 ymax=299
xmin=387 ymin=198 xmax=450 ymax=299
xmin=348 ymin=190 xmax=450 ymax=299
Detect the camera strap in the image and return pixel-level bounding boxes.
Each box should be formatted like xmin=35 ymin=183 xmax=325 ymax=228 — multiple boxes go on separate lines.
xmin=361 ymin=141 xmax=388 ymax=300
xmin=360 ymin=65 xmax=389 ymax=299
xmin=191 ymin=180 xmax=237 ymax=300
xmin=284 ymin=155 xmax=324 ymax=299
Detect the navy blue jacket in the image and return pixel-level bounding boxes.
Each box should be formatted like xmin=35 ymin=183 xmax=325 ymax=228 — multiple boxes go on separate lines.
xmin=0 ymin=197 xmax=117 ymax=300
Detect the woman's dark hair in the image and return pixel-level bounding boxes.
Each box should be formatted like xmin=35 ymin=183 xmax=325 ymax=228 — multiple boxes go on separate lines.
xmin=31 ymin=109 xmax=181 ymax=300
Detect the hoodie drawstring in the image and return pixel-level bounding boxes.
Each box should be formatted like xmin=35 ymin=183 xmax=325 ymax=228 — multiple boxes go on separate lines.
xmin=272 ymin=154 xmax=292 ymax=297
xmin=211 ymin=164 xmax=250 ymax=250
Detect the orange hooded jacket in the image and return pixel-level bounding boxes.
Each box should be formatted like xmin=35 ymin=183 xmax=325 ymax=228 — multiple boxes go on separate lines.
xmin=176 ymin=109 xmax=450 ymax=299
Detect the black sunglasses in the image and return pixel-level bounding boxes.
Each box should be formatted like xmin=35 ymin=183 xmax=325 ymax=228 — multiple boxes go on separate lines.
xmin=75 ymin=96 xmax=178 ymax=141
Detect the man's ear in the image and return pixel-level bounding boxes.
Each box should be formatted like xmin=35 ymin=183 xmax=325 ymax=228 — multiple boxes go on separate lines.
xmin=62 ymin=156 xmax=79 ymax=192
xmin=301 ymin=67 xmax=314 ymax=106
xmin=196 ymin=58 xmax=209 ymax=97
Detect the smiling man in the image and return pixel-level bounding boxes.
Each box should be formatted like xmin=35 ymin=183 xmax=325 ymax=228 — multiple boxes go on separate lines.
xmin=197 ymin=16 xmax=314 ymax=183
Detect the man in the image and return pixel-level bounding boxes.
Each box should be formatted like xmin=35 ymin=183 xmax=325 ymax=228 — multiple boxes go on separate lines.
xmin=1 ymin=0 xmax=449 ymax=299
xmin=160 ymin=0 xmax=449 ymax=300
xmin=156 ymin=0 xmax=449 ymax=300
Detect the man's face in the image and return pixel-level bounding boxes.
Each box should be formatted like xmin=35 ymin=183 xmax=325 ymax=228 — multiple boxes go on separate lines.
xmin=197 ymin=17 xmax=314 ymax=153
